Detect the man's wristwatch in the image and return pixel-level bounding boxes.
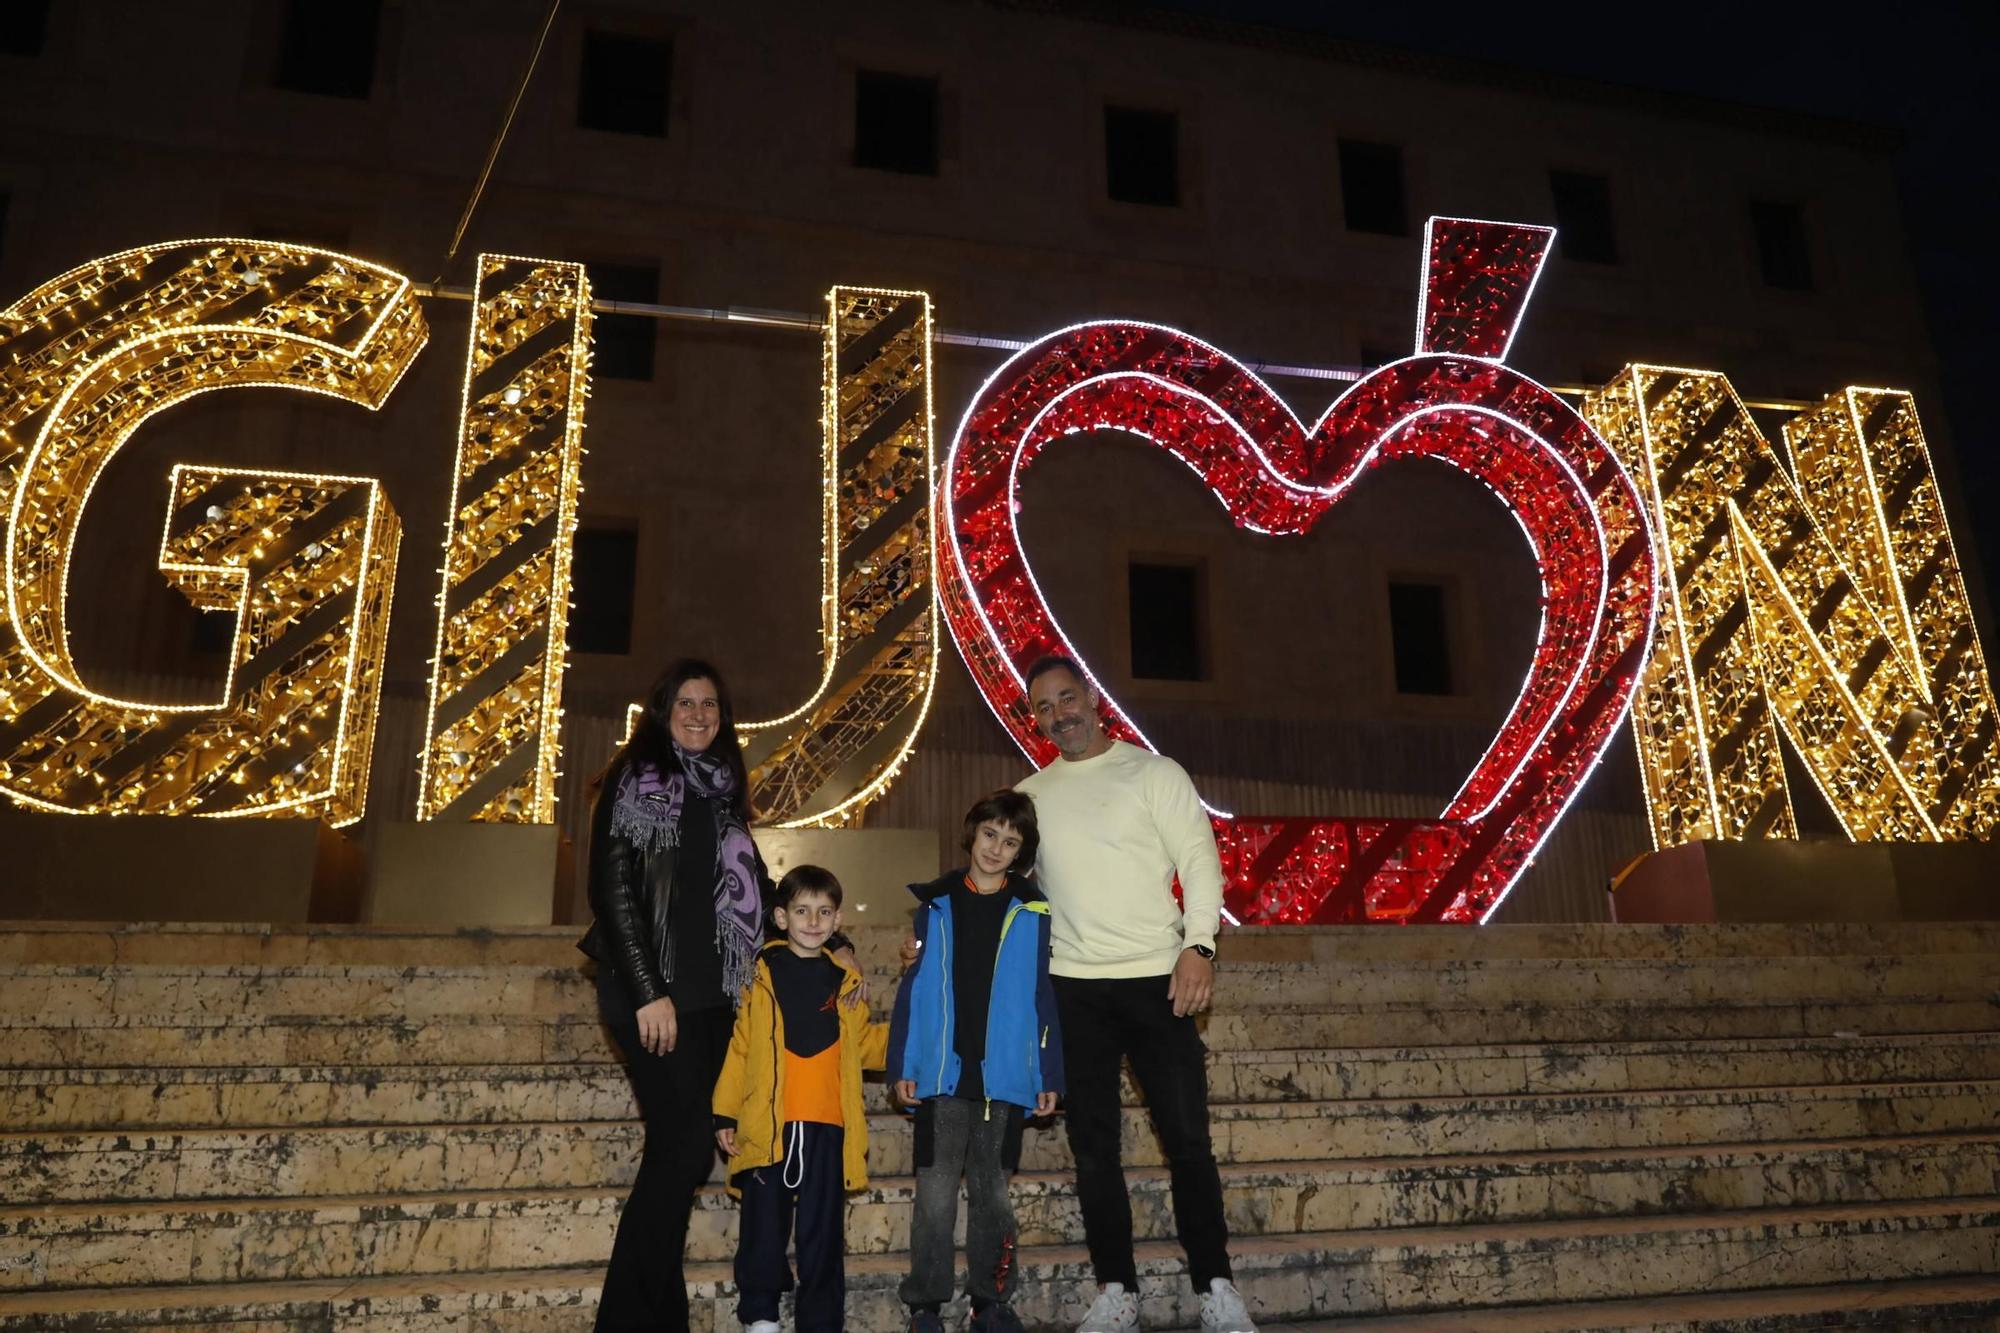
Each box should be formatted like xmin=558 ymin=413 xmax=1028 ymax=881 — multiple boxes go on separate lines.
xmin=1187 ymin=942 xmax=1216 ymax=961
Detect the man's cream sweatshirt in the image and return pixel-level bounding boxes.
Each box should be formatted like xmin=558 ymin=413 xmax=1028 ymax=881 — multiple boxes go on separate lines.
xmin=1015 ymin=740 xmax=1224 ymax=979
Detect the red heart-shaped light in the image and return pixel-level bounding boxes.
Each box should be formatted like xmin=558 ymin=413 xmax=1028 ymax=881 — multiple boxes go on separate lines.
xmin=936 ymin=219 xmax=1658 ymax=924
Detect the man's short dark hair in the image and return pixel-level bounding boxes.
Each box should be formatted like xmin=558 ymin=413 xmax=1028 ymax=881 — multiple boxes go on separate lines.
xmin=775 ymin=864 xmax=843 ymax=910
xmin=961 ymin=789 xmax=1039 ymax=869
xmin=1024 ymin=653 xmax=1087 ymax=693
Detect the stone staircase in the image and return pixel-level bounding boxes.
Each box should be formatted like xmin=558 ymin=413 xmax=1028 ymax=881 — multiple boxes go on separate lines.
xmin=2 ymin=920 xmax=1998 ymax=1330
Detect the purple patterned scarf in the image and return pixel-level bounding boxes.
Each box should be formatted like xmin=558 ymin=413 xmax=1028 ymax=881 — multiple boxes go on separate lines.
xmin=608 ymin=745 xmax=763 ymax=1001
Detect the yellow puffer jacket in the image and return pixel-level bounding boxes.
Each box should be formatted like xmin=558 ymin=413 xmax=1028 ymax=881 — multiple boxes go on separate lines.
xmin=711 ymin=942 xmax=890 ymax=1194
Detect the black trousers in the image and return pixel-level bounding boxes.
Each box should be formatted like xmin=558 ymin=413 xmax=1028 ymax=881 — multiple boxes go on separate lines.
xmin=594 ymin=967 xmax=735 ymax=1332
xmin=1053 ymin=972 xmax=1232 ymax=1292
xmin=734 ymin=1120 xmax=847 ymax=1332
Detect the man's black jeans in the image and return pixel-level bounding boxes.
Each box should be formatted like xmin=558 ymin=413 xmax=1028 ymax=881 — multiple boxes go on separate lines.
xmin=1053 ymin=972 xmax=1232 ymax=1292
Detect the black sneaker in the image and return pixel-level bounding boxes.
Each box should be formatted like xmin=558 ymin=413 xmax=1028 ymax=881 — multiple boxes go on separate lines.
xmin=971 ymin=1305 xmax=1025 ymax=1333
xmin=907 ymin=1310 xmax=946 ymax=1333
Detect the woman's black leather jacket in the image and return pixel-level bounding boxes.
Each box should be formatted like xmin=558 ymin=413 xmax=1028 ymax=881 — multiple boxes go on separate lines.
xmin=578 ymin=766 xmax=836 ymax=1013
xmin=578 ymin=777 xmax=681 ymax=1008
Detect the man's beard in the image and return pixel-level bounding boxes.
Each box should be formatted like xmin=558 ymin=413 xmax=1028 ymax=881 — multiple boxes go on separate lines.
xmin=1051 ymin=718 xmax=1092 ymax=754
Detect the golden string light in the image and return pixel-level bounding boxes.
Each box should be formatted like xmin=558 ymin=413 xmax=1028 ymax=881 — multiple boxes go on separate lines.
xmin=416 ymin=255 xmax=591 ymax=822
xmin=1584 ymin=366 xmax=2000 ymax=847
xmin=5 ymin=231 xmax=1991 ymax=864
xmin=733 ymin=287 xmax=939 ymax=827
xmin=0 ymin=240 xmax=426 ymax=822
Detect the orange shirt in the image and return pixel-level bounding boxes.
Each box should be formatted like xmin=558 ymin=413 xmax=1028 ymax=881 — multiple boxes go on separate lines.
xmin=783 ymin=1044 xmax=844 ymax=1125
xmin=766 ymin=947 xmax=846 ymax=1126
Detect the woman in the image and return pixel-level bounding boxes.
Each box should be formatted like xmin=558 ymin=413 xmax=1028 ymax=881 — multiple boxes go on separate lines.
xmin=582 ymin=658 xmax=857 ymax=1330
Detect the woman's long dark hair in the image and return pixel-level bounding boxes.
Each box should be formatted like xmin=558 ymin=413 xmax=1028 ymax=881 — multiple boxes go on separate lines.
xmin=596 ymin=658 xmax=754 ymax=820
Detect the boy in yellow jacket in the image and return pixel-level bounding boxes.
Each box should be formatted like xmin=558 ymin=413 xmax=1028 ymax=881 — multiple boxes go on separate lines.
xmin=714 ymin=865 xmax=889 ymax=1333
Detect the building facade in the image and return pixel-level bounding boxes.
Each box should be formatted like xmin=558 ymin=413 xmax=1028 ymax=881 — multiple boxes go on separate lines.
xmin=0 ymin=0 xmax=1968 ymax=920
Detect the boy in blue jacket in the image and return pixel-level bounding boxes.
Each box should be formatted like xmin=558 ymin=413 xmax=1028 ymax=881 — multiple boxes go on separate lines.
xmin=886 ymin=790 xmax=1063 ymax=1333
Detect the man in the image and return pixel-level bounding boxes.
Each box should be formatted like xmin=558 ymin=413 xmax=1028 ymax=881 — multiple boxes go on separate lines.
xmin=1015 ymin=654 xmax=1255 ymax=1333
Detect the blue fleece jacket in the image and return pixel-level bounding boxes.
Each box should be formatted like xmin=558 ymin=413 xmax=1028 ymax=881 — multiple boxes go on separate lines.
xmin=885 ymin=869 xmax=1064 ymax=1110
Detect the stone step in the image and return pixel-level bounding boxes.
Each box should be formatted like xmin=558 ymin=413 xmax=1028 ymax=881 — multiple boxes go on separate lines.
xmin=8 ymin=1079 xmax=1995 ymax=1203
xmin=11 ymin=1032 xmax=2000 ymax=1129
xmin=11 ymin=951 xmax=1999 ymax=1024
xmin=3 ymin=1197 xmax=1996 ymax=1331
xmin=0 ymin=1014 xmax=616 ymax=1071
xmin=13 ymin=996 xmax=1999 ymax=1073
xmin=1200 ymin=996 xmax=2000 ymax=1047
xmin=1276 ymin=1275 xmax=2000 ymax=1330
xmin=11 ymin=1133 xmax=1998 ymax=1288
xmin=12 ymin=919 xmax=2000 ymax=967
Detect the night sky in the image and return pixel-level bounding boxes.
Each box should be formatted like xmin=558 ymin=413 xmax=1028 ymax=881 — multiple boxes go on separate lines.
xmin=1162 ymin=0 xmax=2000 ymax=618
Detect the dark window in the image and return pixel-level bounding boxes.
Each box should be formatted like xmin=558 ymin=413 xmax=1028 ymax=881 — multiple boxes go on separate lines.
xmin=0 ymin=0 xmax=50 ymax=57
xmin=1129 ymin=561 xmax=1204 ymax=682
xmin=570 ymin=528 xmax=639 ymax=655
xmin=1550 ymin=171 xmax=1617 ymax=264
xmin=273 ymin=0 xmax=380 ymax=99
xmin=587 ymin=263 xmax=658 ymax=381
xmin=1105 ymin=106 xmax=1179 ymax=207
xmin=578 ymin=31 xmax=672 ymax=137
xmin=1339 ymin=139 xmax=1406 ymax=236
xmin=1388 ymin=581 xmax=1453 ymax=696
xmin=1750 ymin=199 xmax=1813 ymax=290
xmin=853 ymin=70 xmax=939 ymax=175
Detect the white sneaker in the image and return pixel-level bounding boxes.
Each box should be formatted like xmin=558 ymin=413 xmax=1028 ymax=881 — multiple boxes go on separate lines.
xmin=1200 ymin=1278 xmax=1257 ymax=1332
xmin=1077 ymin=1281 xmax=1140 ymax=1333
xmin=744 ymin=1322 xmax=781 ymax=1333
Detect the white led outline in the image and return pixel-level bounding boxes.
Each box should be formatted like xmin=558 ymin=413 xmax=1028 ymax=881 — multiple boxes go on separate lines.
xmin=1829 ymin=387 xmax=2000 ymax=821
xmin=937 ymin=315 xmax=1350 ymax=813
xmin=605 ymin=289 xmax=939 ymax=829
xmin=738 ymin=286 xmax=848 ymax=734
xmin=0 ymin=240 xmax=423 ymax=818
xmin=739 ymin=284 xmax=940 ymax=743
xmin=540 ymin=261 xmax=595 ymax=820
xmin=940 ymin=314 xmax=1659 ymax=924
xmin=1005 ymin=382 xmax=1612 ymax=824
xmin=136 ymin=458 xmax=390 ymax=822
xmin=775 ymin=289 xmax=943 ymax=829
xmin=950 ymin=351 xmax=1625 ymax=824
xmin=1478 ymin=445 xmax=1663 ymax=924
xmin=1413 ymin=216 xmax=1556 ymax=363
xmin=1727 ymin=499 xmax=1938 ymax=839
xmin=1825 ymin=388 xmax=1929 ymax=699
xmin=1626 ymin=365 xmax=1954 ymax=844
xmin=4 ymin=241 xmax=419 ymax=709
xmin=416 ymin=254 xmax=591 ymax=823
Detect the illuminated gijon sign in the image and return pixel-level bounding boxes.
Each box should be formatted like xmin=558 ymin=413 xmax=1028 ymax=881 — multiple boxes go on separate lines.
xmin=0 ymin=228 xmax=1991 ymax=921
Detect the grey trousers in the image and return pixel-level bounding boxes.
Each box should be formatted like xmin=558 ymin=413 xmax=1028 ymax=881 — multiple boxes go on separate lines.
xmin=899 ymin=1096 xmax=1024 ymax=1311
